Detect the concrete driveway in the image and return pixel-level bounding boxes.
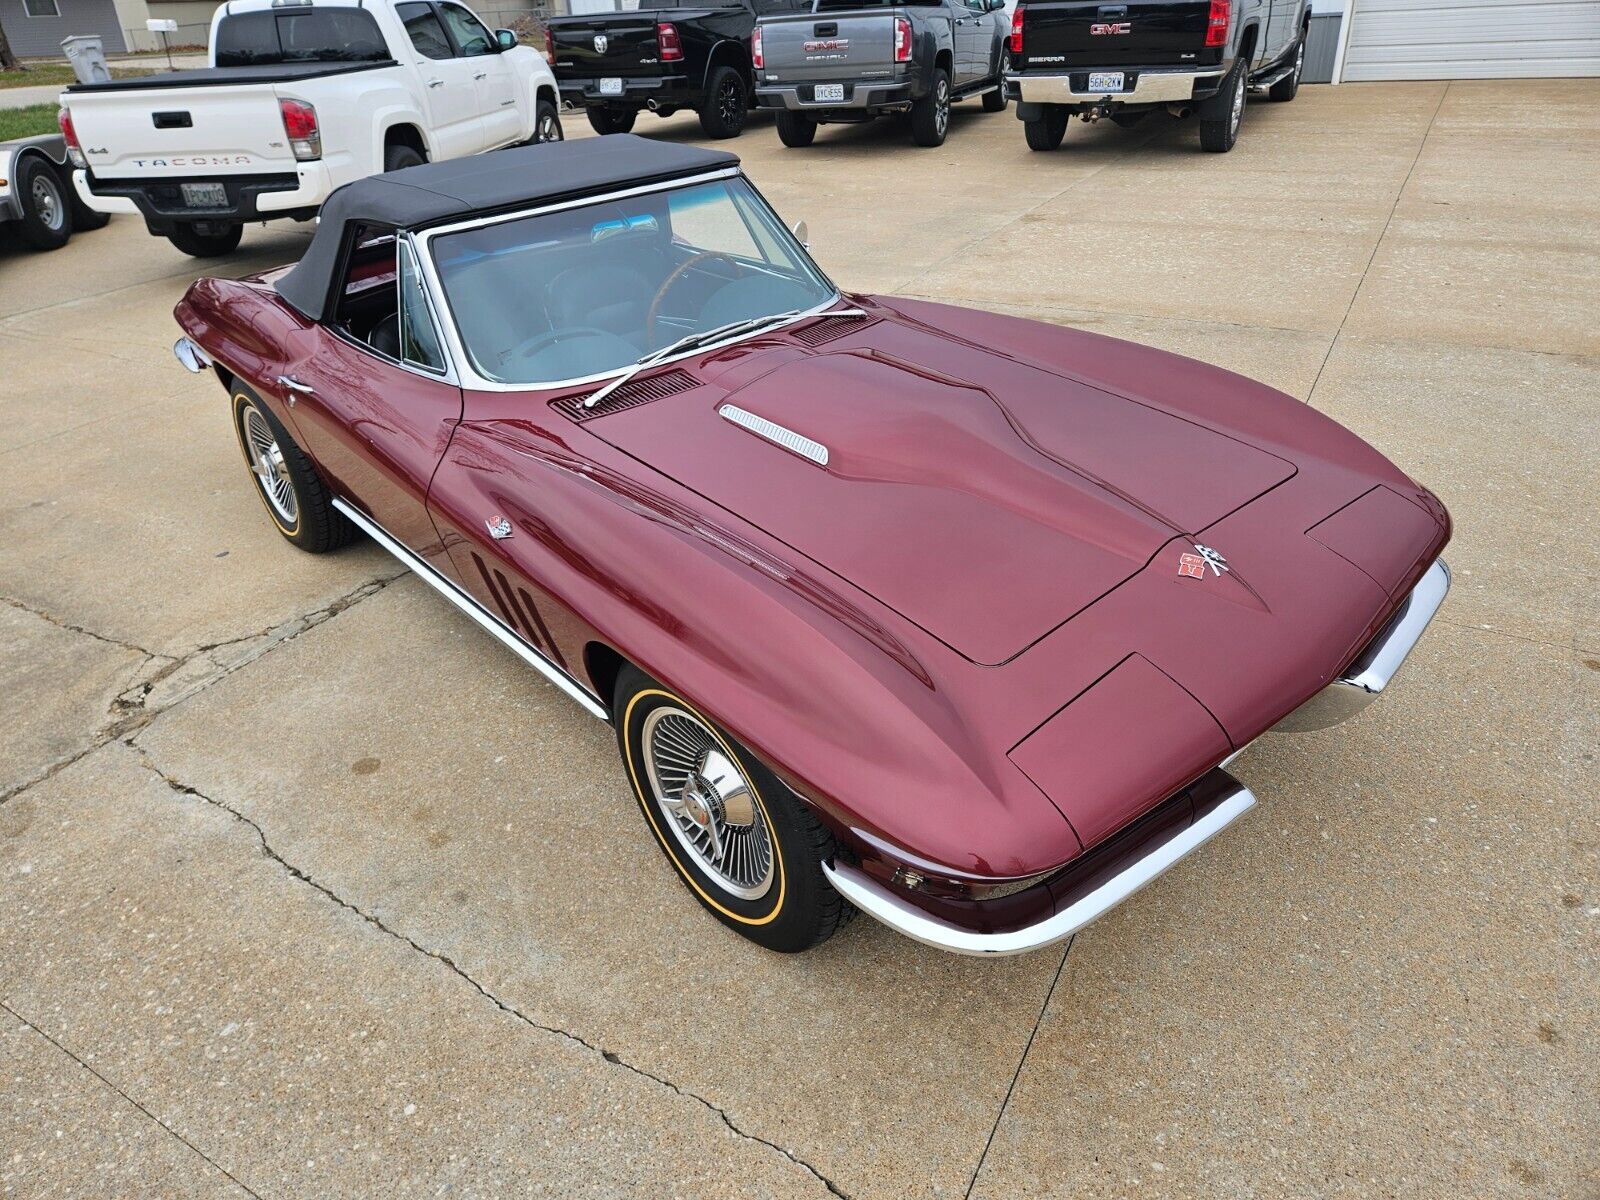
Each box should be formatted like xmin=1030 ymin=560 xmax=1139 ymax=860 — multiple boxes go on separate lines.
xmin=1 ymin=80 xmax=1595 ymax=1199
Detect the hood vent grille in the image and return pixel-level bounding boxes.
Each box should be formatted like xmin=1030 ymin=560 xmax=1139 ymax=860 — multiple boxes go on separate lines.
xmin=557 ymin=368 xmax=698 ymax=421
xmin=790 ymin=315 xmax=872 ymax=348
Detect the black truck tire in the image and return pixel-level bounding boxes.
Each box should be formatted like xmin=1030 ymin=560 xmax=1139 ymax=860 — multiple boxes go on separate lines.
xmin=67 ymin=182 xmax=111 ymax=232
xmin=1269 ymin=35 xmax=1305 ymax=102
xmin=587 ymin=106 xmax=637 ymax=135
xmin=13 ymin=156 xmax=72 ymax=251
xmin=384 ymin=144 xmax=425 ymax=172
xmin=982 ymin=53 xmax=1009 ymax=112
xmin=699 ymin=66 xmax=748 ymax=139
xmin=167 ymin=222 xmax=243 ymax=258
xmin=1023 ymin=106 xmax=1068 ymax=152
xmin=775 ymin=110 xmax=818 ymax=147
xmin=1198 ymin=56 xmax=1246 ymax=153
xmin=910 ymin=68 xmax=951 ymax=147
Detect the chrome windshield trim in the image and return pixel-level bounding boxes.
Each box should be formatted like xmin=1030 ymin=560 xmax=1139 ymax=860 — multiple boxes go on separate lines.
xmin=411 ymin=168 xmax=844 ymax=395
xmin=330 ymin=498 xmax=610 ymax=722
xmin=822 ymin=777 xmax=1257 ymax=956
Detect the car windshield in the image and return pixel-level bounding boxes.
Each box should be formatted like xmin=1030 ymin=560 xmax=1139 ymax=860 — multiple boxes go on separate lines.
xmin=428 ymin=177 xmax=837 ymax=386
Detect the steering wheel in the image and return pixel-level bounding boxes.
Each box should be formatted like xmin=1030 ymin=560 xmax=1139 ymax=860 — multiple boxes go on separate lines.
xmin=505 ymin=326 xmax=617 ymax=365
xmin=644 ymin=251 xmax=742 ymax=350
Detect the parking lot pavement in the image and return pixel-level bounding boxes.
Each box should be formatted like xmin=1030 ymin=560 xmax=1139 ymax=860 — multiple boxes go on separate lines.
xmin=2 ymin=80 xmax=1596 ymax=1197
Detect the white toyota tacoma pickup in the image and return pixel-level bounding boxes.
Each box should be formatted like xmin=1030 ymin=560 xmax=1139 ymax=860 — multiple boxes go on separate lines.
xmin=58 ymin=0 xmax=561 ymax=257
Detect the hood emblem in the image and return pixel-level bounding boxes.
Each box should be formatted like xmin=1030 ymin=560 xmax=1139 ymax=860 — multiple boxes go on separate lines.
xmin=486 ymin=515 xmax=513 ymax=540
xmin=1179 ymin=544 xmax=1228 ymax=579
xmin=593 ymin=34 xmax=607 ymax=53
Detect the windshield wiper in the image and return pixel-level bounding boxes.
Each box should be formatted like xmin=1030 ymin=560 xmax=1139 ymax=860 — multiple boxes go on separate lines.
xmin=583 ymin=307 xmax=866 ymax=409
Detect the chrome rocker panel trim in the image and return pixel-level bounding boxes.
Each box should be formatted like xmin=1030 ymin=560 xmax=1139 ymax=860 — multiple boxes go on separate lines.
xmin=1273 ymin=557 xmax=1451 ymax=733
xmin=331 ymin=498 xmax=611 ymax=722
xmin=1008 ymin=67 xmax=1225 ymax=105
xmin=822 ymin=777 xmax=1256 ymax=956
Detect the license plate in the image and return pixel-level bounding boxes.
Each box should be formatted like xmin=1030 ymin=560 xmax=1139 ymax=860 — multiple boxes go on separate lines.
xmin=1087 ymin=71 xmax=1125 ymax=93
xmin=814 ymin=83 xmax=845 ymax=102
xmin=599 ymin=77 xmax=623 ymax=95
xmin=180 ymin=182 xmax=227 ymax=208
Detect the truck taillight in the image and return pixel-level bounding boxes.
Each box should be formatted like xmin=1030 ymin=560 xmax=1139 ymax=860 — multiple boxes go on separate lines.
xmin=279 ymin=98 xmax=321 ymax=162
xmin=751 ymin=25 xmax=763 ymax=70
xmin=1205 ymin=0 xmax=1230 ymax=46
xmin=658 ymin=21 xmax=683 ymax=62
xmin=58 ymin=108 xmax=87 ymax=169
xmin=894 ymin=16 xmax=912 ymax=63
xmin=544 ymin=29 xmax=555 ymax=63
xmin=1009 ymin=8 xmax=1023 ymax=55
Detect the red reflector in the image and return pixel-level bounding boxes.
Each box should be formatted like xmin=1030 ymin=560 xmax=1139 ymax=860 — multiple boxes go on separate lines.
xmin=1206 ymin=0 xmax=1230 ymax=46
xmin=895 ymin=15 xmax=912 ymax=63
xmin=1009 ymin=9 xmax=1024 ymax=56
xmin=752 ymin=25 xmax=763 ymax=70
xmin=658 ymin=21 xmax=683 ymax=62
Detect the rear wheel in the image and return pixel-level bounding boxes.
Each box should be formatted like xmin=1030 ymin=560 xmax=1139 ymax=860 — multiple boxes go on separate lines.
xmin=586 ymin=105 xmax=637 ymax=135
xmin=911 ymin=67 xmax=951 ymax=147
xmin=1199 ymin=57 xmax=1246 ymax=152
xmin=1024 ymin=105 xmax=1068 ymax=151
xmin=67 ymin=186 xmax=111 ymax=231
xmin=14 ymin=157 xmax=71 ymax=251
xmin=982 ymin=52 xmax=1009 ymax=112
xmin=167 ymin=222 xmax=243 ymax=258
xmin=1269 ymin=35 xmax=1305 ymax=102
xmin=383 ymin=144 xmax=425 ymax=172
xmin=775 ymin=110 xmax=817 ymax=147
xmin=699 ymin=65 xmax=748 ymax=139
xmin=614 ymin=664 xmax=854 ymax=953
xmin=230 ymin=386 xmax=355 ymax=553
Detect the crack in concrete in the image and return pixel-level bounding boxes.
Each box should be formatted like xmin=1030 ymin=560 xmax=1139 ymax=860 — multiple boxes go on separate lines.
xmin=127 ymin=743 xmax=850 ymax=1200
xmin=0 ymin=573 xmax=402 ymax=810
xmin=1 ymin=593 xmax=163 ymax=659
xmin=0 ymin=999 xmax=264 ymax=1199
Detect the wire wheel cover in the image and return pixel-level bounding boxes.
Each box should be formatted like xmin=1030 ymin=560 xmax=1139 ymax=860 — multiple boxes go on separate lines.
xmin=641 ymin=706 xmax=774 ymax=900
xmin=242 ymin=403 xmax=298 ymax=524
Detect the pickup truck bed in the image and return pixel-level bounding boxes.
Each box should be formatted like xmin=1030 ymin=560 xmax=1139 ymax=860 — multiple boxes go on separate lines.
xmin=63 ymin=62 xmax=395 ymax=92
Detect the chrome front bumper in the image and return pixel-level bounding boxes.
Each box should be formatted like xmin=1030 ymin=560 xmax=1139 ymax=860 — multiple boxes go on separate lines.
xmin=1007 ymin=67 xmax=1225 ymax=105
xmin=825 ymin=557 xmax=1450 ymax=956
xmin=823 ymin=774 xmax=1256 ymax=957
xmin=1273 ymin=557 xmax=1451 ymax=733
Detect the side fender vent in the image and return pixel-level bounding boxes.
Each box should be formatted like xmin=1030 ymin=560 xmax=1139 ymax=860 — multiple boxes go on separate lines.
xmin=556 ymin=368 xmax=698 ymax=421
xmin=790 ymin=315 xmax=873 ymax=348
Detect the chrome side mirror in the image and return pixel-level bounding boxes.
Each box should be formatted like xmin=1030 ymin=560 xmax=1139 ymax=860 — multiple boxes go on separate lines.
xmin=791 ymin=218 xmax=809 ymax=249
xmin=173 ymin=336 xmax=211 ymax=373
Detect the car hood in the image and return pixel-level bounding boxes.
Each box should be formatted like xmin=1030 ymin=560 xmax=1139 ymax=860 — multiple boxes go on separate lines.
xmin=584 ymin=318 xmax=1296 ymax=664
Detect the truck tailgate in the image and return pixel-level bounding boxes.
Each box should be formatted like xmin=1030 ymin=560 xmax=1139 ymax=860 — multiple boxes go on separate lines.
xmin=549 ymin=12 xmax=709 ymax=76
xmin=760 ymin=9 xmax=898 ymax=82
xmin=1017 ymin=0 xmax=1210 ymax=67
xmin=65 ymin=84 xmax=297 ymax=179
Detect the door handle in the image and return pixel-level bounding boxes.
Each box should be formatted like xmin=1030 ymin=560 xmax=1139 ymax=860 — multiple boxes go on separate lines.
xmin=473 ymin=71 xmax=488 ymax=80
xmin=428 ymin=78 xmax=444 ymax=88
xmin=276 ymin=375 xmax=316 ymax=405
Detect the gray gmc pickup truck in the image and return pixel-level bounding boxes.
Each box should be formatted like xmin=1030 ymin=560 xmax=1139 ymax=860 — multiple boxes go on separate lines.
xmin=753 ymin=0 xmax=1010 ymax=147
xmin=1006 ymin=0 xmax=1310 ymax=153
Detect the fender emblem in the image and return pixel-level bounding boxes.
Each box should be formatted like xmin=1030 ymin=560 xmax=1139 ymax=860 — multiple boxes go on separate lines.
xmin=486 ymin=515 xmax=513 ymax=540
xmin=1179 ymin=544 xmax=1229 ymax=578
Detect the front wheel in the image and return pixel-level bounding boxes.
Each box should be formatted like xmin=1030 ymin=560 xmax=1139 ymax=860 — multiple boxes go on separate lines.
xmin=230 ymin=386 xmax=355 ymax=553
xmin=775 ymin=110 xmax=817 ymax=147
xmin=586 ymin=105 xmax=637 ymax=135
xmin=910 ymin=68 xmax=951 ymax=147
xmin=14 ymin=157 xmax=71 ymax=251
xmin=614 ymin=665 xmax=854 ymax=953
xmin=1199 ymin=58 xmax=1246 ymax=152
xmin=167 ymin=222 xmax=243 ymax=258
xmin=699 ymin=66 xmax=748 ymax=139
xmin=1270 ymin=35 xmax=1305 ymax=102
xmin=1024 ymin=106 xmax=1068 ymax=151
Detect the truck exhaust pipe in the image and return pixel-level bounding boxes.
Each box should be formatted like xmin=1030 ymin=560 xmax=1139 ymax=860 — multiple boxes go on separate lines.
xmin=647 ymin=98 xmax=660 ymax=111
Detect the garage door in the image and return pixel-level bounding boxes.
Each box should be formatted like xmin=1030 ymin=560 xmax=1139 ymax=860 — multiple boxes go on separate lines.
xmin=1343 ymin=0 xmax=1600 ymax=80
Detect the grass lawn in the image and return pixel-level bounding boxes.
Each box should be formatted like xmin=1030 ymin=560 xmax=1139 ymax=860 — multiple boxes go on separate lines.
xmin=0 ymin=104 xmax=62 ymax=141
xmin=1 ymin=63 xmax=155 ymax=90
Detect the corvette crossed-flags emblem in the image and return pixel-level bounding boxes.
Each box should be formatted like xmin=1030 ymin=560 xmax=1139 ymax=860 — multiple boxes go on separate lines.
xmin=1178 ymin=544 xmax=1229 ymax=579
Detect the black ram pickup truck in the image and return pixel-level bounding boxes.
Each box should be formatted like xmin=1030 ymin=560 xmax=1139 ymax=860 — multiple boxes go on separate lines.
xmin=1005 ymin=0 xmax=1310 ymax=153
xmin=548 ymin=0 xmax=808 ymax=139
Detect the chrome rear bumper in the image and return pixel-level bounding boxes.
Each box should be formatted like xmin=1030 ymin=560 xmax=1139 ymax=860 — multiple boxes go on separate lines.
xmin=822 ymin=773 xmax=1255 ymax=956
xmin=1273 ymin=557 xmax=1451 ymax=733
xmin=1006 ymin=67 xmax=1225 ymax=106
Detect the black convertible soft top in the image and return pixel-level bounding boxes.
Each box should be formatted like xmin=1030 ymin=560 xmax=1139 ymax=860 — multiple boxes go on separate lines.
xmin=275 ymin=136 xmax=740 ymax=321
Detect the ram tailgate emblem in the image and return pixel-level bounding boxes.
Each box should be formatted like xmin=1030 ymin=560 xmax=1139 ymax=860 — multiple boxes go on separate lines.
xmin=593 ymin=33 xmax=607 ymax=53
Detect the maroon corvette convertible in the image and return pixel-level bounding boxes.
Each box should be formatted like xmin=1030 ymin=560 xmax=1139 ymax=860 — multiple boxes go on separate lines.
xmin=173 ymin=137 xmax=1450 ymax=955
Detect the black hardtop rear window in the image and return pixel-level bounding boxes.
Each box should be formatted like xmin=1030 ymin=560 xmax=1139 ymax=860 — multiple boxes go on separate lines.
xmin=214 ymin=7 xmax=390 ymax=67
